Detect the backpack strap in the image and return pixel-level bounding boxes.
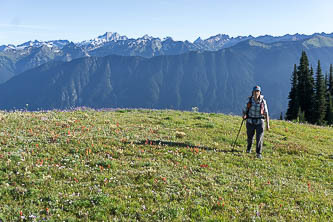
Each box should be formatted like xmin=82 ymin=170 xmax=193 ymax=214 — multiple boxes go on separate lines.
xmin=246 ymin=96 xmax=252 ymax=116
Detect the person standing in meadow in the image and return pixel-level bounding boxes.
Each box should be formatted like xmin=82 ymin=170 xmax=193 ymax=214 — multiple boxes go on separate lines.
xmin=242 ymin=86 xmax=270 ymax=159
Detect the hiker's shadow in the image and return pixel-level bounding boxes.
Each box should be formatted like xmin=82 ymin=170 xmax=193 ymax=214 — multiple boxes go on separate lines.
xmin=125 ymin=139 xmax=242 ymax=155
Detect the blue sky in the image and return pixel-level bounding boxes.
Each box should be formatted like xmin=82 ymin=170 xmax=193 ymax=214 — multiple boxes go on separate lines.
xmin=1 ymin=0 xmax=333 ymax=45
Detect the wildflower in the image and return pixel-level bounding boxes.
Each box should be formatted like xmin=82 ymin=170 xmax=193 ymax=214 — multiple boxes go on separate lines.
xmin=29 ymin=215 xmax=37 ymax=219
xmin=200 ymin=164 xmax=208 ymax=168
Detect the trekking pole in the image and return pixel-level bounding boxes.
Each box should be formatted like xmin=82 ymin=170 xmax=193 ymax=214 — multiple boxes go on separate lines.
xmin=232 ymin=119 xmax=245 ymax=152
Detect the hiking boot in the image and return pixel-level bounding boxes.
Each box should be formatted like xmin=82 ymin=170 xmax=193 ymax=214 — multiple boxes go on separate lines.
xmin=246 ymin=149 xmax=251 ymax=153
xmin=256 ymin=154 xmax=262 ymax=159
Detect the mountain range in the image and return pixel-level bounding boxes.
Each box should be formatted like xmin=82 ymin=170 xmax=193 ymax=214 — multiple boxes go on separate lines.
xmin=1 ymin=33 xmax=333 ymax=118
xmin=1 ymin=32 xmax=333 ymax=84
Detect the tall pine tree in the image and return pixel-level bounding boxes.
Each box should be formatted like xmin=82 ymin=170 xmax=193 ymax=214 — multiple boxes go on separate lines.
xmin=326 ymin=92 xmax=333 ymax=125
xmin=286 ymin=64 xmax=299 ymax=120
xmin=307 ymin=66 xmax=316 ymax=123
xmin=297 ymin=51 xmax=315 ymax=123
xmin=329 ymin=64 xmax=333 ymax=95
xmin=326 ymin=64 xmax=333 ymax=125
xmin=313 ymin=60 xmax=326 ymax=125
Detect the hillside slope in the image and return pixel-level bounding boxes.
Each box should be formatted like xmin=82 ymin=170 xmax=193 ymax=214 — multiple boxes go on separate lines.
xmin=0 ymin=109 xmax=332 ymax=221
xmin=2 ymin=37 xmax=333 ymax=118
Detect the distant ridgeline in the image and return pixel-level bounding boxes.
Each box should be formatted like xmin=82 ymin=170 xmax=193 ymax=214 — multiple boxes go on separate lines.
xmin=1 ymin=32 xmax=333 ymax=118
xmin=286 ymin=51 xmax=333 ymax=125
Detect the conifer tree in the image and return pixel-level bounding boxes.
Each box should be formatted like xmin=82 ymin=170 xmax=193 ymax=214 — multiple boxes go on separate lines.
xmin=306 ymin=66 xmax=316 ymax=123
xmin=326 ymin=93 xmax=333 ymax=125
xmin=297 ymin=51 xmax=309 ymax=112
xmin=313 ymin=60 xmax=326 ymax=124
xmin=329 ymin=64 xmax=333 ymax=95
xmin=297 ymin=51 xmax=315 ymax=123
xmin=286 ymin=64 xmax=299 ymax=120
xmin=325 ymin=64 xmax=333 ymax=124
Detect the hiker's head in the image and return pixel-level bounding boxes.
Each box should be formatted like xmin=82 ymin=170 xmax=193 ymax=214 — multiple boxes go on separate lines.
xmin=252 ymin=85 xmax=261 ymax=98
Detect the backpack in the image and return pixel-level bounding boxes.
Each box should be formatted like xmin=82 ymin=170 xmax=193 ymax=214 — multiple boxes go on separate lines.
xmin=246 ymin=96 xmax=265 ymax=116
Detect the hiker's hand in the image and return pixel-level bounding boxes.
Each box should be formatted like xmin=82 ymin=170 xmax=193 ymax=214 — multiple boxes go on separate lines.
xmin=242 ymin=115 xmax=247 ymax=120
xmin=266 ymin=125 xmax=270 ymax=131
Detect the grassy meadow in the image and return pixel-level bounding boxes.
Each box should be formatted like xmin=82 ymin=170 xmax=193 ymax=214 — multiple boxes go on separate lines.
xmin=0 ymin=109 xmax=332 ymax=221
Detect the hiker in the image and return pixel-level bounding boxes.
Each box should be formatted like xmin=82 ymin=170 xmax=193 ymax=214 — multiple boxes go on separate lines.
xmin=242 ymin=85 xmax=270 ymax=159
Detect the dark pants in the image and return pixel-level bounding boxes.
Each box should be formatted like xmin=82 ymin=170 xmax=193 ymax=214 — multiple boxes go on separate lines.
xmin=246 ymin=120 xmax=265 ymax=154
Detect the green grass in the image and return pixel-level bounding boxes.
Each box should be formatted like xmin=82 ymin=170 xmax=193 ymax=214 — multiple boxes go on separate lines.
xmin=0 ymin=109 xmax=332 ymax=221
